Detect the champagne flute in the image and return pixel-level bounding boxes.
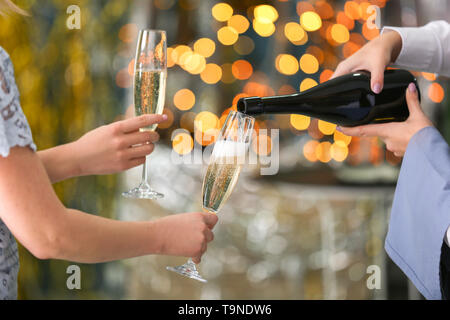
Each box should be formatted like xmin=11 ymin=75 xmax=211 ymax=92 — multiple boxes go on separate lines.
xmin=122 ymin=29 xmax=167 ymax=199
xmin=166 ymin=111 xmax=255 ymax=282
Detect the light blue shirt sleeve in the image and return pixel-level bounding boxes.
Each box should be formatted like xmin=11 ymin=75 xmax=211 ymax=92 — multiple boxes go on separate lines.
xmin=385 ymin=126 xmax=450 ymax=300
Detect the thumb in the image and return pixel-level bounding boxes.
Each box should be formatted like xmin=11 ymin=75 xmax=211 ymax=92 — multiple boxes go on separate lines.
xmin=370 ymin=64 xmax=384 ymax=94
xmin=405 ymin=82 xmax=422 ymax=115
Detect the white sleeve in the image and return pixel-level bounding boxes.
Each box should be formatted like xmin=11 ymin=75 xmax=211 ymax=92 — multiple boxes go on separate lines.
xmin=383 ymin=20 xmax=450 ymax=77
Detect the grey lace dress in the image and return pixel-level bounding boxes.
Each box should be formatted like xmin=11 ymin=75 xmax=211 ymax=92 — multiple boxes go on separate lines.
xmin=0 ymin=46 xmax=36 ymax=299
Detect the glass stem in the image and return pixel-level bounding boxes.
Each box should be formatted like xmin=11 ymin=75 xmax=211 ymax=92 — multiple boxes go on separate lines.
xmin=141 ymin=155 xmax=149 ymax=185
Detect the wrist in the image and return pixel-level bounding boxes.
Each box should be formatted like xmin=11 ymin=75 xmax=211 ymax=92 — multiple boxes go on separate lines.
xmin=382 ymin=29 xmax=402 ymax=63
xmin=146 ymin=220 xmax=164 ymax=255
xmin=67 ymin=140 xmax=84 ymax=177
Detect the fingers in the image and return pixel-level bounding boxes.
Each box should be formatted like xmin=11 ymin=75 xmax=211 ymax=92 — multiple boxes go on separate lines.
xmin=126 ymin=143 xmax=155 ymax=159
xmin=125 ymin=130 xmax=159 ymax=147
xmin=330 ymin=62 xmax=352 ymax=80
xmin=369 ymin=61 xmax=385 ymax=94
xmin=203 ymin=212 xmax=219 ymax=229
xmin=337 ymin=123 xmax=390 ymax=138
xmin=405 ymin=82 xmax=422 ymax=115
xmin=123 ymin=157 xmax=146 ymax=170
xmin=118 ymin=114 xmax=168 ymax=133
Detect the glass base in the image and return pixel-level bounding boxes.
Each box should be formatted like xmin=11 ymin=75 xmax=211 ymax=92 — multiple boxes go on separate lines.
xmin=166 ymin=258 xmax=207 ymax=283
xmin=122 ymin=182 xmax=164 ymax=200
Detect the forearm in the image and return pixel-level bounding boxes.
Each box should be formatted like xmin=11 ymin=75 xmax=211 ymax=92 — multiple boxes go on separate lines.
xmin=37 ymin=142 xmax=81 ymax=183
xmin=50 ymin=209 xmax=163 ymax=263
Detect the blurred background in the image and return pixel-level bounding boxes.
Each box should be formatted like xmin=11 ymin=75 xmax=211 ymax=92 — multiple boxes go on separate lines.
xmin=1 ymin=0 xmax=449 ymax=299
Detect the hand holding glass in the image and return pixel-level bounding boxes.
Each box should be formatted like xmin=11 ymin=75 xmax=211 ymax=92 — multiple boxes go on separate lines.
xmin=122 ymin=29 xmax=167 ymax=199
xmin=166 ymin=111 xmax=255 ymax=282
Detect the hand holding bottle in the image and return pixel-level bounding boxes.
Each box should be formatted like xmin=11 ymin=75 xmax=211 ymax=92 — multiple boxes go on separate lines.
xmin=331 ymin=29 xmax=403 ymax=93
xmin=337 ymin=83 xmax=433 ymax=157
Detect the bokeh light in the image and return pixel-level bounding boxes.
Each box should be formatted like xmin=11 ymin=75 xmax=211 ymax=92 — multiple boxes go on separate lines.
xmin=212 ymin=2 xmax=233 ymax=22
xmin=331 ymin=24 xmax=350 ymax=44
xmin=228 ymin=14 xmax=250 ymax=34
xmin=299 ymin=54 xmax=319 ymax=74
xmin=232 ymin=60 xmax=253 ymax=80
xmin=303 ymin=140 xmax=319 ymax=162
xmin=233 ymin=35 xmax=255 ymax=55
xmin=290 ymin=114 xmax=310 ymax=130
xmin=194 ymin=38 xmax=216 ymax=58
xmin=253 ymin=19 xmax=276 ymax=37
xmin=300 ymin=11 xmax=322 ymax=32
xmin=318 ymin=120 xmax=337 ymax=135
xmin=276 ymin=54 xmax=299 ymax=75
xmin=174 ymin=88 xmax=195 ymax=110
xmin=217 ymin=26 xmax=239 ymax=45
xmin=428 ymin=82 xmax=445 ymax=103
xmin=172 ymin=131 xmax=194 ymax=155
xmin=200 ymin=63 xmax=222 ymax=84
xmin=300 ymin=78 xmax=318 ymax=92
xmin=316 ymin=141 xmax=332 ymax=163
xmin=284 ymin=22 xmax=307 ymax=45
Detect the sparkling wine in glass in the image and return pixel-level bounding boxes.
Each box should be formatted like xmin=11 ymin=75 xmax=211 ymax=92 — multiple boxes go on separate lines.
xmin=166 ymin=111 xmax=255 ymax=282
xmin=122 ymin=29 xmax=167 ymax=199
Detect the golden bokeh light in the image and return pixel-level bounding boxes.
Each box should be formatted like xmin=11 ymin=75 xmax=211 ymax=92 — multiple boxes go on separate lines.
xmin=253 ymin=19 xmax=276 ymax=37
xmin=200 ymin=63 xmax=222 ymax=84
xmin=428 ymin=82 xmax=445 ymax=103
xmin=228 ymin=15 xmax=250 ymax=34
xmin=303 ymin=140 xmax=319 ymax=162
xmin=330 ymin=141 xmax=349 ymax=162
xmin=300 ymin=11 xmax=322 ymax=32
xmin=300 ymin=78 xmax=318 ymax=92
xmin=167 ymin=48 xmax=175 ymax=67
xmin=183 ymin=53 xmax=206 ymax=74
xmin=254 ymin=4 xmax=279 ymax=23
xmin=212 ymin=2 xmax=233 ymax=22
xmin=315 ymin=141 xmax=332 ymax=163
xmin=172 ymin=45 xmax=191 ymax=65
xmin=290 ymin=114 xmax=310 ymax=130
xmin=195 ymin=128 xmax=220 ymax=146
xmin=334 ymin=130 xmax=352 ymax=145
xmin=318 ymin=120 xmax=337 ymax=135
xmin=422 ymin=72 xmax=437 ymax=81
xmin=306 ymin=46 xmax=324 ymax=65
xmin=195 ymin=111 xmax=220 ymax=133
xmin=193 ymin=38 xmax=216 ymax=58
xmin=299 ymin=54 xmax=319 ymax=74
xmin=174 ymin=88 xmax=195 ymax=111
xmin=276 ymin=54 xmax=299 ymax=75
xmin=331 ymin=24 xmax=350 ymax=44
xmin=232 ymin=59 xmax=253 ymax=80
xmin=173 ymin=132 xmax=194 ymax=155
xmin=217 ymin=26 xmax=239 ymax=45
xmin=252 ymin=133 xmax=272 ymax=156
xmin=284 ymin=22 xmax=307 ymax=44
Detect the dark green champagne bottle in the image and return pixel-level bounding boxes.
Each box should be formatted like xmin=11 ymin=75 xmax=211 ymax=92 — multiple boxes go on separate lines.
xmin=237 ymin=69 xmax=419 ymax=127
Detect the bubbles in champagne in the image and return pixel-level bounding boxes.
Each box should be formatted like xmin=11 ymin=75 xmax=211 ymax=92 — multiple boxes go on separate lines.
xmin=202 ymin=141 xmax=247 ymax=214
xmin=134 ymin=69 xmax=166 ymax=131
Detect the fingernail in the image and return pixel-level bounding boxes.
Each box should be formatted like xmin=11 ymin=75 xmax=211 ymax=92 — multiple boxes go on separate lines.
xmin=408 ymin=82 xmax=417 ymax=93
xmin=336 ymin=126 xmax=342 ymax=132
xmin=162 ymin=114 xmax=168 ymax=120
xmin=373 ymin=83 xmax=381 ymax=94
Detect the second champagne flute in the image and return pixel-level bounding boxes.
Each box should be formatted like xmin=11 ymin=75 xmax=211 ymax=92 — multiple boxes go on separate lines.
xmin=166 ymin=111 xmax=255 ymax=282
xmin=122 ymin=29 xmax=167 ymax=199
